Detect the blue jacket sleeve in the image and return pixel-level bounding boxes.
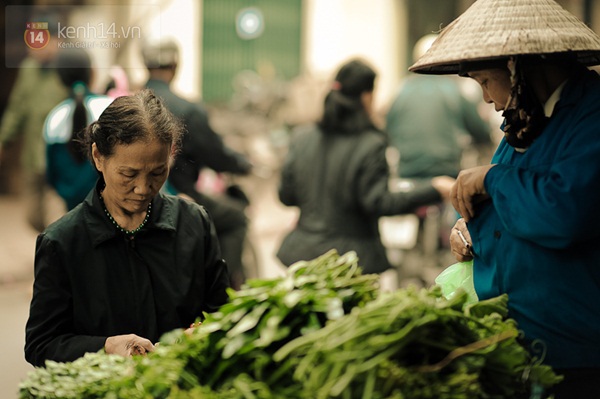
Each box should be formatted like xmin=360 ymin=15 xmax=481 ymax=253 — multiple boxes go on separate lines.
xmin=484 ymin=119 xmax=600 ymax=249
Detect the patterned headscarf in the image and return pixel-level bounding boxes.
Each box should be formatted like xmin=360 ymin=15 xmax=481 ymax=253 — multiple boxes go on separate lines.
xmin=501 ymin=57 xmax=549 ymax=152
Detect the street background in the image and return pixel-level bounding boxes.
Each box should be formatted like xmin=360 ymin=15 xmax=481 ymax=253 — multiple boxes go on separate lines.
xmin=2 ymin=1 xmax=599 ymax=397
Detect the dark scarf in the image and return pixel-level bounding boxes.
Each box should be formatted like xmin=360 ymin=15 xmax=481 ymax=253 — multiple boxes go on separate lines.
xmin=501 ymin=57 xmax=549 ymax=152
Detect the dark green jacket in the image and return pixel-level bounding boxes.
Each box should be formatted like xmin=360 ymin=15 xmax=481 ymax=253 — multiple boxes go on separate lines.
xmin=25 ymin=183 xmax=230 ymax=367
xmin=0 ymin=57 xmax=68 ymax=173
xmin=386 ymin=75 xmax=491 ymax=178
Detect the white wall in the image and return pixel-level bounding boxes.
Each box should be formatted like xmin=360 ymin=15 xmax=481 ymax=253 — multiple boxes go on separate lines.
xmin=302 ymin=0 xmax=407 ymax=112
xmin=64 ymin=1 xmax=199 ymax=101
xmin=86 ymin=0 xmax=408 ymax=109
xmin=140 ymin=0 xmax=201 ymax=101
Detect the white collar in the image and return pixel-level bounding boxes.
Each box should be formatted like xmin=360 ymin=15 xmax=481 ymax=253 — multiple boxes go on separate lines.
xmin=543 ymin=80 xmax=568 ymax=117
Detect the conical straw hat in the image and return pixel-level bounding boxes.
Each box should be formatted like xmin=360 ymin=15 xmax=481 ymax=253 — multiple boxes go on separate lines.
xmin=410 ymin=0 xmax=600 ymax=74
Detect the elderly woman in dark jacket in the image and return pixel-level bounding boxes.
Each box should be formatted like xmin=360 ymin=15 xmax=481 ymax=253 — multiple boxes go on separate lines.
xmin=276 ymin=59 xmax=454 ymax=274
xmin=25 ymin=89 xmax=230 ymax=367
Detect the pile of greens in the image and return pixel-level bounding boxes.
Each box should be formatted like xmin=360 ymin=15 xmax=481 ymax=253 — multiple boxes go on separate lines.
xmin=19 ymin=250 xmax=561 ymax=399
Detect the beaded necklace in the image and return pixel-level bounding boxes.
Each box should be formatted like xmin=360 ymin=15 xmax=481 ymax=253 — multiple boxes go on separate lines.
xmin=100 ymin=194 xmax=151 ymax=236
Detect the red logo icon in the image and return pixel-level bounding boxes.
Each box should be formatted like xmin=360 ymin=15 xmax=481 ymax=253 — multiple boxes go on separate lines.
xmin=24 ymin=22 xmax=50 ymax=50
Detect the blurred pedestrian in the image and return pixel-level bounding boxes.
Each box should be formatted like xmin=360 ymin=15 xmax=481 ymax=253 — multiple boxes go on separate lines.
xmin=385 ymin=34 xmax=494 ymax=267
xmin=104 ymin=65 xmax=131 ymax=99
xmin=44 ymin=47 xmax=113 ymax=211
xmin=25 ymin=89 xmax=230 ymax=367
xmin=0 ymin=12 xmax=68 ymax=232
xmin=141 ymin=37 xmax=253 ymax=290
xmin=276 ymin=59 xmax=454 ymax=275
xmin=386 ymin=34 xmax=493 ymax=179
xmin=410 ymin=0 xmax=600 ymax=397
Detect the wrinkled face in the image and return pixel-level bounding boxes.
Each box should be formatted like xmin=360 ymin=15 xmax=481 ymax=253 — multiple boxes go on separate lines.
xmin=468 ymin=68 xmax=512 ymax=112
xmin=92 ymin=138 xmax=171 ymax=214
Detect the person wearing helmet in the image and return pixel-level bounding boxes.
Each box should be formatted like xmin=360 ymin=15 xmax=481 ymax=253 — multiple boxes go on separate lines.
xmin=141 ymin=37 xmax=252 ymax=290
xmin=410 ymin=1 xmax=600 ymax=398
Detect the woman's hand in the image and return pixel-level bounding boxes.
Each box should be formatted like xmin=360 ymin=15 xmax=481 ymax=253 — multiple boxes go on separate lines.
xmin=105 ymin=334 xmax=155 ymax=357
xmin=183 ymin=321 xmax=202 ymax=336
xmin=450 ymin=165 xmax=495 ymax=221
xmin=450 ymin=218 xmax=474 ymax=262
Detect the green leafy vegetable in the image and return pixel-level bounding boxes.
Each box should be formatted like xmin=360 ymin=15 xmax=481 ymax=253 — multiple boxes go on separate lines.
xmin=19 ymin=250 xmax=561 ymax=399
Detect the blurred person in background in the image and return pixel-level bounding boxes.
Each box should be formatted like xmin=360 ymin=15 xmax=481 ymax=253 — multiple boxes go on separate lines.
xmin=0 ymin=12 xmax=68 ymax=232
xmin=104 ymin=65 xmax=132 ymax=99
xmin=25 ymin=89 xmax=230 ymax=367
xmin=409 ymin=0 xmax=600 ymax=397
xmin=386 ymin=33 xmax=493 ymax=180
xmin=384 ymin=34 xmax=494 ymax=272
xmin=141 ymin=37 xmax=253 ymax=290
xmin=276 ymin=59 xmax=454 ymax=275
xmin=44 ymin=47 xmax=114 ymax=211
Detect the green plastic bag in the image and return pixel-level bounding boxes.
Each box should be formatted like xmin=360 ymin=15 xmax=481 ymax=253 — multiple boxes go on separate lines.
xmin=434 ymin=260 xmax=478 ymax=305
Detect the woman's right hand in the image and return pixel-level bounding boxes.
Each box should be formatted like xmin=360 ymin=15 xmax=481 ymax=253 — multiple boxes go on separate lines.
xmin=450 ymin=218 xmax=474 ymax=262
xmin=105 ymin=334 xmax=155 ymax=357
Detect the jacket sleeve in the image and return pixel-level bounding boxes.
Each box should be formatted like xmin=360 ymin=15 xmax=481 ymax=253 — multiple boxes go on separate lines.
xmin=357 ymin=137 xmax=441 ymax=217
xmin=278 ymin=136 xmax=299 ymax=207
xmin=197 ymin=206 xmax=230 ymax=313
xmin=183 ymin=105 xmax=252 ymax=175
xmin=485 ymin=117 xmax=600 ymax=248
xmin=25 ymin=234 xmax=106 ymax=367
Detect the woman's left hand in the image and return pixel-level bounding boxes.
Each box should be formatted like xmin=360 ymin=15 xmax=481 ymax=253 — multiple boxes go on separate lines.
xmin=451 ymin=164 xmax=495 ymax=221
xmin=450 ymin=218 xmax=474 ymax=262
xmin=104 ymin=334 xmax=155 ymax=357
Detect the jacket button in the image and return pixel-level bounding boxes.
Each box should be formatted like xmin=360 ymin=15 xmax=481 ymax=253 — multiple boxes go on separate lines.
xmin=494 ymin=230 xmax=501 ymax=238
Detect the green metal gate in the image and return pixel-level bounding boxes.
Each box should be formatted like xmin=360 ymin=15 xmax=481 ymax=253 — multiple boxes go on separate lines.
xmin=202 ymin=0 xmax=302 ymax=104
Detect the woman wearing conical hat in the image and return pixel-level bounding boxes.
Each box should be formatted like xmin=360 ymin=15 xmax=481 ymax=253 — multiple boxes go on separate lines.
xmin=411 ymin=0 xmax=600 ymax=398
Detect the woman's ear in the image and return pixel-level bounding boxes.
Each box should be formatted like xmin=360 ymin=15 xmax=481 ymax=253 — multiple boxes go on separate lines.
xmin=91 ymin=143 xmax=103 ymax=172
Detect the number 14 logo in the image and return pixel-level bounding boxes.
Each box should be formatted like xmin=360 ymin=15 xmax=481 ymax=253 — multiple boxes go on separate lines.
xmin=24 ymin=22 xmax=50 ymax=50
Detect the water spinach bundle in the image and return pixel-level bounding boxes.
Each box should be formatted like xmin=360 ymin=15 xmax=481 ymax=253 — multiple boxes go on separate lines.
xmin=19 ymin=250 xmax=560 ymax=399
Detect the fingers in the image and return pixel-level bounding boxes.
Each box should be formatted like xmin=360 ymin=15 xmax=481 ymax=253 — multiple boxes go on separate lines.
xmin=184 ymin=320 xmax=203 ymax=336
xmin=127 ymin=337 xmax=154 ymax=356
xmin=127 ymin=341 xmax=145 ymax=356
xmin=451 ymin=246 xmax=474 ymax=262
xmin=450 ymin=176 xmax=475 ymax=221
xmin=450 ymin=219 xmax=474 ymax=262
xmin=449 ymin=181 xmax=460 ymax=216
xmin=456 ymin=180 xmax=475 ymax=222
xmin=450 ymin=229 xmax=473 ymax=261
xmin=452 ymin=180 xmax=473 ymax=221
xmin=450 ymin=165 xmax=495 ymax=221
xmin=105 ymin=334 xmax=155 ymax=357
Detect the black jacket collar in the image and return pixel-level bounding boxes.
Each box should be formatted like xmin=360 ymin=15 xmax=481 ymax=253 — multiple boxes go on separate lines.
xmin=85 ymin=180 xmax=177 ymax=248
